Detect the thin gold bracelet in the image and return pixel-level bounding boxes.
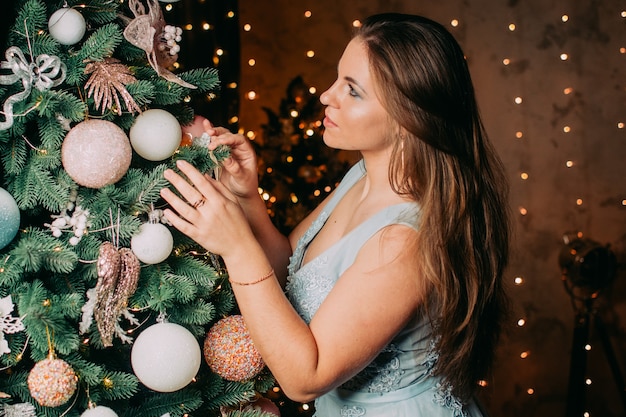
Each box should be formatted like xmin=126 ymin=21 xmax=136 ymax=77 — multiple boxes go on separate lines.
xmin=229 ymin=268 xmax=274 ymax=286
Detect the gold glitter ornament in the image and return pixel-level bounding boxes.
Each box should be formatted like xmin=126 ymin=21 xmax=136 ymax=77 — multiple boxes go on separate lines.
xmin=204 ymin=315 xmax=265 ymax=382
xmin=27 ymin=357 xmax=78 ymax=407
xmin=94 ymin=243 xmax=141 ymax=347
xmin=84 ymin=58 xmax=142 ymax=116
xmin=95 ymin=242 xmax=120 ymax=346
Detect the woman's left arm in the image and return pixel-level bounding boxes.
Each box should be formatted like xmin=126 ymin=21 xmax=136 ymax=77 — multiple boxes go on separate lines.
xmin=160 ymin=160 xmax=422 ymax=402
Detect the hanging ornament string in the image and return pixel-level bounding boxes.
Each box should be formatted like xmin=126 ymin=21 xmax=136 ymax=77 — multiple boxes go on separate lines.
xmin=45 ymin=324 xmax=55 ymax=358
xmin=0 ymin=21 xmax=67 ymax=130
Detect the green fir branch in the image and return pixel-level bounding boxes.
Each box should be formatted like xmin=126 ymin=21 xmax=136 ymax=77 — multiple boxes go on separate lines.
xmin=252 ymin=371 xmax=277 ymax=396
xmin=75 ymin=23 xmax=124 ymax=62
xmin=0 ymin=253 xmax=23 ymax=289
xmin=122 ymin=389 xmax=203 ymax=417
xmin=125 ymin=80 xmax=157 ymax=108
xmin=152 ymin=79 xmax=187 ymax=106
xmin=49 ymin=90 xmax=88 ymax=122
xmin=134 ymin=265 xmax=176 ymax=312
xmin=79 ymin=0 xmax=120 ymax=25
xmin=165 ymin=104 xmax=195 ymax=126
xmin=179 ymin=67 xmax=221 ymax=93
xmin=0 ymin=128 xmax=10 ymax=145
xmin=211 ymin=283 xmax=237 ymax=318
xmin=174 ymin=144 xmax=230 ymax=176
xmin=0 ymin=370 xmax=30 ymax=403
xmin=9 ymin=162 xmax=37 ymax=208
xmin=21 ymin=159 xmax=68 ymax=211
xmin=0 ymin=138 xmax=28 ymax=177
xmin=64 ymin=353 xmax=105 ymax=385
xmin=64 ymin=53 xmax=89 ymax=87
xmin=169 ymin=255 xmax=219 ymax=294
xmin=9 ymin=0 xmax=49 ymax=49
xmin=167 ymin=299 xmax=216 ymax=328
xmin=161 ymin=273 xmax=199 ymax=304
xmin=17 ymin=280 xmax=80 ymax=357
xmin=97 ymin=371 xmax=140 ymax=401
xmin=226 ymin=409 xmax=278 ymax=417
xmin=37 ymin=117 xmax=66 ymax=154
xmin=30 ymin=31 xmax=63 ymax=58
xmin=204 ymin=380 xmax=257 ymax=410
xmin=122 ymin=165 xmax=170 ymax=213
xmin=0 ymin=332 xmax=27 ymax=368
xmin=8 ymin=228 xmax=79 ymax=274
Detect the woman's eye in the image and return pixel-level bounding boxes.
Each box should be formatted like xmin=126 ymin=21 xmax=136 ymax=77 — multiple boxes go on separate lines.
xmin=348 ymin=84 xmax=360 ymax=98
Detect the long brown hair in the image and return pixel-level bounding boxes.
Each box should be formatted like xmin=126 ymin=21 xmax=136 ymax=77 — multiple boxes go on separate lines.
xmin=356 ymin=13 xmax=510 ymax=401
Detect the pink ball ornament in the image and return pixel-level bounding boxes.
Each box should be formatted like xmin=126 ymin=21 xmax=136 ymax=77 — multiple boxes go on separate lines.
xmin=27 ymin=357 xmax=78 ymax=407
xmin=181 ymin=115 xmax=212 ymax=146
xmin=61 ymin=120 xmax=132 ymax=188
xmin=248 ymin=397 xmax=281 ymax=416
xmin=204 ymin=315 xmax=265 ymax=382
xmin=129 ymin=109 xmax=181 ymax=161
xmin=131 ymin=322 xmax=201 ymax=392
xmin=48 ymin=7 xmax=86 ymax=45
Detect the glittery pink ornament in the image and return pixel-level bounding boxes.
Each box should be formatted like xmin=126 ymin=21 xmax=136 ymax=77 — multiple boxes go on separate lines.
xmin=27 ymin=357 xmax=78 ymax=407
xmin=61 ymin=120 xmax=132 ymax=188
xmin=204 ymin=315 xmax=265 ymax=382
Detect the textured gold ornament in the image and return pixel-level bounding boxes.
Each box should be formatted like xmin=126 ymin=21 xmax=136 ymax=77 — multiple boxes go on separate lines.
xmin=94 ymin=242 xmax=142 ymax=346
xmin=84 ymin=58 xmax=142 ymax=116
xmin=112 ymin=248 xmax=140 ymax=315
xmin=95 ymin=242 xmax=121 ymax=346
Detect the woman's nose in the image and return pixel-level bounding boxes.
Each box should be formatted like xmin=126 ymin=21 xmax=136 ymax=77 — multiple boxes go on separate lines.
xmin=320 ymin=88 xmax=330 ymax=105
xmin=320 ymin=82 xmax=335 ymax=106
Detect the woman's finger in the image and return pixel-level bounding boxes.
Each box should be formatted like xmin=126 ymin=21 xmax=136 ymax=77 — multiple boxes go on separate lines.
xmin=160 ymin=186 xmax=200 ymax=225
xmin=174 ymin=160 xmax=236 ymax=203
xmin=163 ymin=165 xmax=206 ymax=208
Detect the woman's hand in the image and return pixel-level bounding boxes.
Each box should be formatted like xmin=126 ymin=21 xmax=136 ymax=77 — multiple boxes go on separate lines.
xmin=204 ymin=123 xmax=260 ymax=200
xmin=160 ymin=159 xmax=256 ymax=260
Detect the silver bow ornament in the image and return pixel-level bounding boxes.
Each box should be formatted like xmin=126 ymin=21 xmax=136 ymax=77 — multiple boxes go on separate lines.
xmin=0 ymin=46 xmax=67 ymax=130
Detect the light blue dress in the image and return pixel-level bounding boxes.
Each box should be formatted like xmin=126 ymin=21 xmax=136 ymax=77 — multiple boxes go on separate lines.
xmin=286 ymin=160 xmax=485 ymax=417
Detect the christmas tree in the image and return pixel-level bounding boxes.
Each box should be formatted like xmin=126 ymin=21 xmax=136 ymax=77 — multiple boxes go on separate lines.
xmin=254 ymin=76 xmax=355 ymax=235
xmin=0 ymin=0 xmax=277 ymax=416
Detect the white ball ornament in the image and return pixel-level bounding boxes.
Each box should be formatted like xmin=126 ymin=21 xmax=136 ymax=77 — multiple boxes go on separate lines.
xmin=81 ymin=406 xmax=118 ymax=417
xmin=130 ymin=223 xmax=173 ymax=264
xmin=48 ymin=7 xmax=86 ymax=45
xmin=61 ymin=120 xmax=132 ymax=188
xmin=0 ymin=187 xmax=20 ymax=250
xmin=129 ymin=109 xmax=182 ymax=161
xmin=131 ymin=322 xmax=201 ymax=392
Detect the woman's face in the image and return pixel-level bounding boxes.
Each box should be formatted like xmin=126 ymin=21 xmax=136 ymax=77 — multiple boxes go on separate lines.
xmin=320 ymin=38 xmax=393 ymax=154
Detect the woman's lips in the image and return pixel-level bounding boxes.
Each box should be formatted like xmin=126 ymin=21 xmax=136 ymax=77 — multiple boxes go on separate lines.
xmin=323 ymin=115 xmax=337 ymax=128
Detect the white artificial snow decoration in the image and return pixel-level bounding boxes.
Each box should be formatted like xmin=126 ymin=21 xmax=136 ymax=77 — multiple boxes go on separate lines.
xmin=0 ymin=402 xmax=37 ymax=417
xmin=0 ymin=295 xmax=24 ymax=356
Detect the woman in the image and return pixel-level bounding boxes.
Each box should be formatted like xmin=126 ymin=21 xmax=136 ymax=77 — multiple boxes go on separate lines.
xmin=160 ymin=13 xmax=510 ymax=417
